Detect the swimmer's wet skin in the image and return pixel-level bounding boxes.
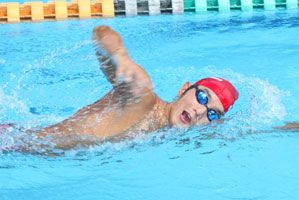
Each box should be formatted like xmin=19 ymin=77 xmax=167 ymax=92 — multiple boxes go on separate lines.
xmin=29 ymin=26 xmax=239 ymax=149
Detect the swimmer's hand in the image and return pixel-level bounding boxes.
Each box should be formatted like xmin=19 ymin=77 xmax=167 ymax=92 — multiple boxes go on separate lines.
xmin=92 ymin=26 xmax=153 ymax=97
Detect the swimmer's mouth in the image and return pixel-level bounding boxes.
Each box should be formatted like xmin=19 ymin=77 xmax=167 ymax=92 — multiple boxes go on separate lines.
xmin=181 ymin=110 xmax=191 ymax=124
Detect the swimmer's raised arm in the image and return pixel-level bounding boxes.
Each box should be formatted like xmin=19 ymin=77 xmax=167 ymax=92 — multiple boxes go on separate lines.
xmin=92 ymin=26 xmax=153 ymax=98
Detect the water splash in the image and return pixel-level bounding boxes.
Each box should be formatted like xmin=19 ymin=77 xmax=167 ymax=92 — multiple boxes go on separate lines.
xmin=200 ymin=66 xmax=287 ymax=138
xmin=0 ymin=88 xmax=29 ymax=122
xmin=0 ymin=62 xmax=288 ymax=156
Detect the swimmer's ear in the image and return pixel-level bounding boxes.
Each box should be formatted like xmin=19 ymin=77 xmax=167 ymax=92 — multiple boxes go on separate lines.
xmin=177 ymin=82 xmax=191 ymax=97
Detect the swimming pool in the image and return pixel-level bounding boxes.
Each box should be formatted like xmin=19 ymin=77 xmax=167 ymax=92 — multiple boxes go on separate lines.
xmin=1 ymin=9 xmax=299 ymax=200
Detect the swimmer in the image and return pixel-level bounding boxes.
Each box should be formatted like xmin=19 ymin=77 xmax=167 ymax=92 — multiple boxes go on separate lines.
xmin=0 ymin=26 xmax=240 ymax=152
xmin=29 ymin=25 xmax=239 ymax=149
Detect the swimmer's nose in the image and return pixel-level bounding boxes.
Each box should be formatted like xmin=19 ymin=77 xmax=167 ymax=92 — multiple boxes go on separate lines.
xmin=193 ymin=104 xmax=208 ymax=122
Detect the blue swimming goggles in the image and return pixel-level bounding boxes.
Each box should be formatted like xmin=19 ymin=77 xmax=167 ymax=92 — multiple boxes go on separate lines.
xmin=193 ymin=85 xmax=221 ymax=122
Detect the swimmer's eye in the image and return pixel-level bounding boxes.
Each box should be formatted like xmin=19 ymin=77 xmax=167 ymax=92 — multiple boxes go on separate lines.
xmin=207 ymin=109 xmax=220 ymax=121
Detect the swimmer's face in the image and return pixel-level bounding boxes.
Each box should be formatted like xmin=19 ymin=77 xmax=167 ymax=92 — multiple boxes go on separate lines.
xmin=170 ymin=82 xmax=224 ymax=128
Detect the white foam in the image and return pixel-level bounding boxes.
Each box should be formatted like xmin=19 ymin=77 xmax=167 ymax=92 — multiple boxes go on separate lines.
xmin=201 ymin=66 xmax=287 ymax=138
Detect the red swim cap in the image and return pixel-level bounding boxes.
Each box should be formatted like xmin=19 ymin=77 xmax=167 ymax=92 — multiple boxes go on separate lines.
xmin=193 ymin=77 xmax=239 ymax=112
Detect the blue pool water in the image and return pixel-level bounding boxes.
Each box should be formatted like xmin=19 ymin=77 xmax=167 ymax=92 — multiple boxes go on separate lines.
xmin=1 ymin=10 xmax=299 ymax=200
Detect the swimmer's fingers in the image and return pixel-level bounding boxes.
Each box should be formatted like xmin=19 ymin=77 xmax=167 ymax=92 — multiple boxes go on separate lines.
xmin=92 ymin=26 xmax=127 ymax=57
xmin=93 ymin=41 xmax=108 ymax=58
xmin=95 ymin=51 xmax=117 ymax=84
xmin=93 ymin=26 xmax=131 ymax=86
xmin=92 ymin=26 xmax=153 ymax=97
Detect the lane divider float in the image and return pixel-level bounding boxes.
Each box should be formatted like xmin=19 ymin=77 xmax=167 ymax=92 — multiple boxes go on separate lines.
xmin=0 ymin=0 xmax=114 ymax=23
xmin=0 ymin=0 xmax=298 ymax=23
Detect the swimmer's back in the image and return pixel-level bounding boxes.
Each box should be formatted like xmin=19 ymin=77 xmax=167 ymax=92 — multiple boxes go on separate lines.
xmin=38 ymin=88 xmax=156 ymax=138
